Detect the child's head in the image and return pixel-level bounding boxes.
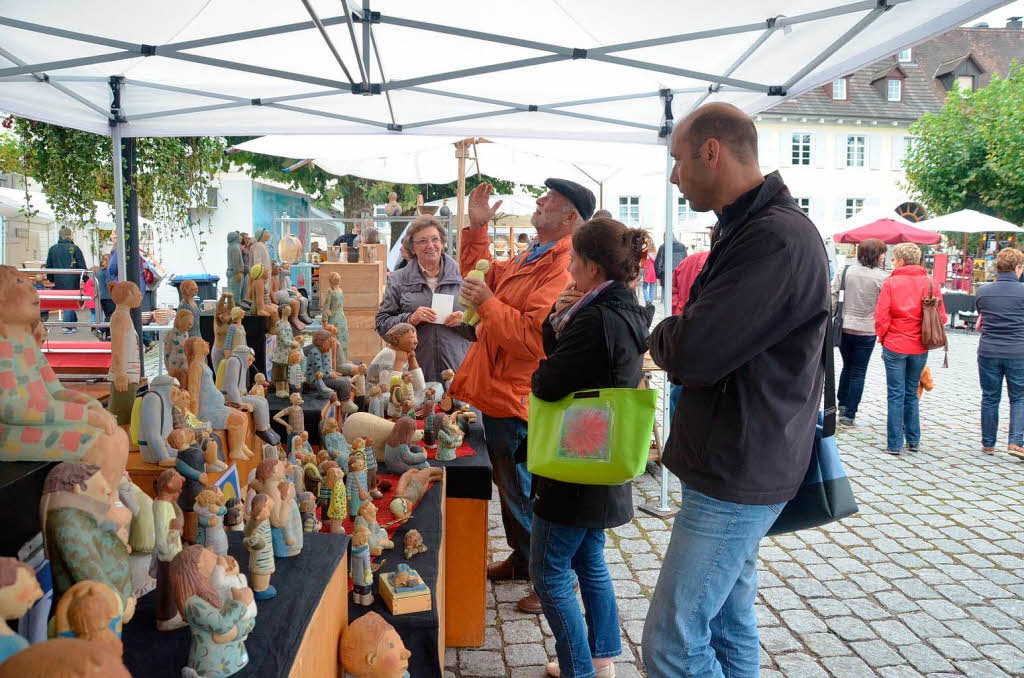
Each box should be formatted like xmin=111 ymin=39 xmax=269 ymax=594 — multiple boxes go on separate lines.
xmin=288 ymin=348 xmax=302 ymax=365
xmin=369 ymin=385 xmax=382 ymax=398
xmin=254 ymin=373 xmax=266 ymax=385
xmin=230 ymin=306 xmax=244 ymax=322
xmin=173 ymin=308 xmax=194 ymax=333
xmin=289 ymin=392 xmax=303 ymax=406
xmin=322 ymin=418 xmax=339 ymax=434
xmin=166 ymin=427 xmax=196 ymax=451
xmin=349 ymin=454 xmax=365 ymax=472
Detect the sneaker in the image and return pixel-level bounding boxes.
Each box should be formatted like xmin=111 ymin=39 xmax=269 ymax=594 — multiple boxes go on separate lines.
xmin=886 ymin=449 xmax=901 ymax=456
xmin=61 ymin=327 xmax=75 ymax=335
xmin=907 ymin=443 xmax=919 ymax=453
xmin=838 ymin=416 xmax=856 ymax=427
xmin=982 ymin=446 xmax=996 ymax=455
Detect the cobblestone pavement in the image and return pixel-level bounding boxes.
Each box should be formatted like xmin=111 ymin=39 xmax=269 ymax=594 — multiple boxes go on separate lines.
xmin=448 ymin=331 xmax=1024 ymax=677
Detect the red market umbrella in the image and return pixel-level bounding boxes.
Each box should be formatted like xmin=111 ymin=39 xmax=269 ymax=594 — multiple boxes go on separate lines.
xmin=834 ymin=219 xmax=941 ymax=245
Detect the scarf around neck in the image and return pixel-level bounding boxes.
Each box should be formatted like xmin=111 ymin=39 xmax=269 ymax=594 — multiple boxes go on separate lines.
xmin=549 ymin=280 xmax=613 ymax=338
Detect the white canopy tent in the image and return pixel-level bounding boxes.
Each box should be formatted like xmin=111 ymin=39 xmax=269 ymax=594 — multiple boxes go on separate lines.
xmin=825 ymin=206 xmax=915 ymax=235
xmin=918 ymin=209 xmax=1024 ymax=233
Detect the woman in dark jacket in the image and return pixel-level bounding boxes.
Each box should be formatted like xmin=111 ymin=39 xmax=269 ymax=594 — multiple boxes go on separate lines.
xmin=530 ymin=217 xmax=650 ymax=678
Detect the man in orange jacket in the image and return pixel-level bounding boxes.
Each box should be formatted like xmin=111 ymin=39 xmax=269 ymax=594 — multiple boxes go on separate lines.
xmin=452 ymin=178 xmax=595 ymax=614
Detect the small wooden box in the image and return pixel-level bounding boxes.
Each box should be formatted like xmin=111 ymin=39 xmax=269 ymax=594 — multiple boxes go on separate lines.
xmin=345 ymin=307 xmax=383 ymax=365
xmin=379 ymin=570 xmax=432 ymax=615
xmin=318 ymin=262 xmax=385 ymax=309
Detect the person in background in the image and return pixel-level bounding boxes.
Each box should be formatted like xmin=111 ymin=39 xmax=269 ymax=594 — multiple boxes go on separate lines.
xmin=592 ymin=209 xmax=613 ymax=219
xmin=973 ymin=247 xmax=1024 ymax=458
xmin=654 ymin=235 xmax=687 ymax=300
xmin=530 ymin=218 xmax=650 ymax=678
xmin=641 ymin=234 xmax=657 ymax=304
xmin=832 ymin=238 xmax=889 ymax=427
xmin=874 ymin=242 xmax=946 ymax=456
xmin=667 ymin=248 xmax=710 ymax=417
xmin=96 ymin=253 xmax=113 ymax=340
xmin=45 ymin=227 xmax=87 ymax=335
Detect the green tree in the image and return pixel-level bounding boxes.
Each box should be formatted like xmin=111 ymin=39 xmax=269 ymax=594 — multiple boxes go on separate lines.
xmin=903 ymin=61 xmax=1024 ymax=247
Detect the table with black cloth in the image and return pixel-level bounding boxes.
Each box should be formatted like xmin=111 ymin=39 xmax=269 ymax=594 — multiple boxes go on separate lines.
xmin=427 ymin=419 xmax=492 ymax=647
xmin=351 ymin=472 xmax=447 ymax=678
xmin=942 ymin=292 xmax=976 ymax=327
xmin=267 ymin=392 xmax=334 ymax=446
xmin=199 ymin=312 xmax=271 ymax=373
xmin=123 ymin=531 xmax=350 ymax=678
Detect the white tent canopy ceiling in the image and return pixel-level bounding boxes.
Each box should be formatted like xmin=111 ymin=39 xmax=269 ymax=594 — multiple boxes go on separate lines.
xmin=0 ymin=0 xmax=1012 ymax=142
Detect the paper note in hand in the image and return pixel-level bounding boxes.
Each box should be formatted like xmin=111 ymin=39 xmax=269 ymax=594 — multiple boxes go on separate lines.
xmin=430 ymin=292 xmax=454 ymax=324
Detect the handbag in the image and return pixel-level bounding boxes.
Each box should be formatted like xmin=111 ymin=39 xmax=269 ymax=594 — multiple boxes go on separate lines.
xmin=527 ymin=387 xmax=657 ymax=486
xmin=832 ymin=264 xmax=850 ymax=347
xmin=768 ymin=270 xmax=858 ymax=535
xmin=921 ymin=278 xmax=949 ymax=367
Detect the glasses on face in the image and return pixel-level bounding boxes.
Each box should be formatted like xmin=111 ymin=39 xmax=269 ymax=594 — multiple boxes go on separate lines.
xmin=413 ymin=237 xmax=442 ymax=247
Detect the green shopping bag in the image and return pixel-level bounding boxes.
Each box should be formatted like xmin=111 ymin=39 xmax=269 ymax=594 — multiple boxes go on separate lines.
xmin=527 ymin=388 xmax=657 ymax=485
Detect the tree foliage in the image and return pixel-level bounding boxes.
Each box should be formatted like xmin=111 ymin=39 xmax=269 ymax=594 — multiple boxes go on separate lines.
xmin=903 ymin=62 xmax=1024 ymax=235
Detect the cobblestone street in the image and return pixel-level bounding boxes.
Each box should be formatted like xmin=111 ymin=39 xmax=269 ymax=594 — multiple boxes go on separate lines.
xmin=450 ymin=331 xmax=1024 ymax=677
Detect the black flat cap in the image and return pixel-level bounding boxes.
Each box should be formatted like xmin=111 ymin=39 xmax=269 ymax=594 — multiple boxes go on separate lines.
xmin=544 ymin=178 xmax=596 ymax=221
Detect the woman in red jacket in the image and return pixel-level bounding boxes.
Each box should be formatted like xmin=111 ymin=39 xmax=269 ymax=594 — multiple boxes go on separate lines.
xmin=874 ymin=243 xmax=947 ymax=455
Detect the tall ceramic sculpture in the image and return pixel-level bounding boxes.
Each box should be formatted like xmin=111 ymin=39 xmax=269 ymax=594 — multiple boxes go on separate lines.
xmin=177 ymin=279 xmax=202 ymax=339
xmin=152 ymin=468 xmax=186 ymax=631
xmin=221 ymin=345 xmax=281 ymax=445
xmin=389 ymin=467 xmax=444 ymax=520
xmin=170 ymin=544 xmax=255 ymax=678
xmin=242 ymin=493 xmax=276 ymax=600
xmin=169 ymin=427 xmax=209 ymax=545
xmin=384 ymin=417 xmax=430 ymax=474
xmin=107 ymin=280 xmax=143 ymax=426
xmin=164 ymin=308 xmax=193 ymax=387
xmin=0 ymin=558 xmax=43 ymax=663
xmin=211 ymin=292 xmax=234 ymax=370
xmin=248 ymin=264 xmax=277 ymax=318
xmin=238 ymin=232 xmax=252 ymax=311
xmin=270 ymin=304 xmax=297 ymax=398
xmin=185 ymin=336 xmax=253 ymax=461
xmin=339 ymin=612 xmax=411 ymax=678
xmin=321 ymin=271 xmax=349 ymax=362
xmin=226 ymin=231 xmax=245 ymax=303
xmin=39 ymin=462 xmax=135 ymax=623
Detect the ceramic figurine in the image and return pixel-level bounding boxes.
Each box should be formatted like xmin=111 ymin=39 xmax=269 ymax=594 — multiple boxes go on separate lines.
xmin=212 ymin=555 xmax=257 ymax=621
xmin=186 ymin=336 xmax=253 ymax=461
xmin=439 ymin=392 xmax=477 ymax=434
xmin=403 ymin=530 xmax=427 ymax=559
xmin=346 ymin=454 xmax=370 ymax=519
xmin=400 ymin=397 xmax=416 ymax=420
xmin=274 ymin=262 xmax=313 ymax=327
xmin=287 ymin=346 xmax=306 ymax=394
xmin=356 ymin=435 xmax=383 ymax=500
xmin=343 ymin=412 xmax=423 ymax=462
xmin=339 ymin=611 xmax=411 ymax=678
xmin=387 ymin=378 xmax=405 ymax=420
xmin=460 ymin=259 xmax=491 ymax=326
xmin=257 ymin=460 xmax=303 ymax=558
xmin=0 ymin=637 xmax=131 ymax=678
xmin=368 ymin=322 xmax=418 ymax=388
xmin=270 ymin=304 xmax=297 ymax=397
xmin=272 ymin=392 xmax=305 ymax=447
xmin=39 ymin=462 xmax=135 ymax=623
xmin=299 ymin=492 xmax=321 ymax=533
xmin=249 ymin=373 xmax=268 ymax=398
xmin=176 ymin=279 xmax=202 ymax=339
xmin=0 ymin=558 xmax=43 ymax=664
xmin=211 ymin=292 xmax=235 ymax=369
xmin=385 ymin=417 xmax=430 ymax=474
xmin=440 ymin=368 xmax=455 ymax=396
xmin=195 ymin=487 xmax=228 ymax=556
xmin=349 ymin=526 xmax=374 ymax=607
xmin=239 ymin=232 xmax=253 ymax=308
xmin=164 ymin=309 xmax=193 ymax=386
xmin=224 ymin=306 xmax=247 ymax=356
xmin=390 ymin=563 xmax=424 ymax=589
xmin=305 ymin=329 xmax=352 ymax=400
xmin=352 ymin=363 xmax=368 ymax=410
xmin=107 ymin=280 xmax=143 ymax=426
xmin=248 ymin=264 xmax=277 ymax=318
xmin=152 ymin=468 xmax=187 ymax=631
xmin=321 ymin=271 xmax=350 ymax=363
xmin=170 ymin=384 xmax=221 ymax=471
xmin=419 ymin=397 xmax=437 ymax=446
xmin=222 ymin=345 xmax=281 ymax=446
xmin=224 ymin=498 xmax=244 ymax=532
xmin=249 ymin=228 xmax=272 ymax=276
xmin=170 ymin=544 xmax=255 ymax=678
xmin=138 ymin=374 xmax=178 ymax=467
xmin=367 ymin=385 xmax=386 ymax=418
xmin=435 ymin=414 xmax=463 ymax=462
xmin=323 ymin=466 xmax=347 ymax=534
xmin=226 ymin=232 xmax=245 ymax=303
xmin=355 ymin=501 xmax=394 ymax=557
xmin=302 ymin=458 xmax=322 ymax=503
xmin=168 ymin=427 xmax=210 ymax=545
xmin=290 ymin=430 xmax=313 ymax=463
xmin=120 ymin=472 xmax=155 ymax=555
xmin=389 ymin=467 xmax=444 ymax=520
xmin=322 ymin=418 xmax=351 ymax=469
xmin=53 ymin=580 xmax=123 ymax=656
xmin=269 ymin=262 xmax=302 ymax=331
xmin=242 ymin=493 xmax=276 ymax=600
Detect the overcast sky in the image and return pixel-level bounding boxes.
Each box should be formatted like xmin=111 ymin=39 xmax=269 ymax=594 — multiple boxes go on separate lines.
xmin=968 ymin=1 xmax=1024 ymax=26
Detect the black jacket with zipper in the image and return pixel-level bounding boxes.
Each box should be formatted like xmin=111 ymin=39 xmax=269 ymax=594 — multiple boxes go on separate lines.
xmin=45 ymin=237 xmax=87 ymax=290
xmin=530 ymin=281 xmax=650 ymax=529
xmin=650 ymin=171 xmax=829 ymax=505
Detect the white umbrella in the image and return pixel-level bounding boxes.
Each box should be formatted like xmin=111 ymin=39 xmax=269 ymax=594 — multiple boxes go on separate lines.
xmin=917 ymin=209 xmax=1024 ymax=233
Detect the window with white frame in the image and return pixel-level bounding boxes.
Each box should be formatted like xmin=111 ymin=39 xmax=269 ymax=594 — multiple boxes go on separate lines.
xmin=898 ymin=48 xmax=912 ymax=62
xmin=618 ymin=196 xmax=640 ymax=226
xmin=677 ymin=197 xmax=698 ymax=222
xmin=832 ymin=78 xmax=847 ymax=100
xmin=791 ymin=132 xmax=812 ymax=165
xmin=887 ymin=79 xmax=902 ymax=102
xmin=845 ymin=198 xmax=865 ymax=219
xmin=846 ymin=135 xmax=866 ymax=167
xmin=795 ymin=198 xmax=811 ymax=216
xmin=957 ymin=74 xmax=975 ymax=94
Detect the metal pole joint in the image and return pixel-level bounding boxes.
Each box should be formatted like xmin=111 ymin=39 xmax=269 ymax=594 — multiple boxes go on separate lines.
xmin=878 ymin=0 xmax=895 ymax=9
xmin=528 ymin=104 xmax=538 ymax=112
xmin=108 ymin=76 xmax=126 ymax=123
xmin=352 ymin=10 xmax=381 ymax=23
xmin=768 ymin=85 xmax=787 ymax=96
xmin=572 ymin=48 xmax=588 ymax=59
xmin=351 ymin=82 xmax=381 ymax=95
xmin=140 ymin=44 xmax=157 ymax=56
xmin=387 ymin=123 xmax=402 ymax=131
xmin=251 ymin=98 xmax=262 ymax=106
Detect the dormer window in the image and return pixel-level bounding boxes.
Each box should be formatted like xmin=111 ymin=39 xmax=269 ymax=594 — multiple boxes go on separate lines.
xmin=935 ymin=53 xmax=984 ymax=92
xmin=832 ymin=78 xmax=847 ymax=100
xmin=887 ymin=79 xmax=902 ymax=102
xmin=898 ymin=48 xmax=912 ymax=62
xmin=869 ymin=63 xmax=907 ymax=101
xmin=957 ymin=74 xmax=975 ymax=93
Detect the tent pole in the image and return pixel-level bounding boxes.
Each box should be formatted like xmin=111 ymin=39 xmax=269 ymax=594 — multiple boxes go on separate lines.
xmin=109 ymin=81 xmax=127 ymax=284
xmin=124 ymin=135 xmax=145 ymax=379
xmin=455 ymin=139 xmax=468 ymax=256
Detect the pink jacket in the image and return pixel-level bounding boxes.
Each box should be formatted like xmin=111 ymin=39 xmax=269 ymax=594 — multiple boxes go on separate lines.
xmin=643 ymin=255 xmax=657 ymax=283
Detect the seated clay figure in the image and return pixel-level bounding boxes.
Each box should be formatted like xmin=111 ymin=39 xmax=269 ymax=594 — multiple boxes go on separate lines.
xmin=221 ymin=345 xmax=281 ymax=446
xmin=384 ymin=417 xmax=429 ymax=474
xmin=355 ymin=501 xmax=394 ymax=556
xmin=367 ymin=323 xmax=421 ymax=391
xmin=304 ymin=329 xmax=354 ymax=401
xmin=339 ymin=611 xmax=411 ymax=678
xmin=248 ymin=263 xmax=277 ymax=318
xmin=185 ymin=336 xmax=253 ymax=461
xmin=137 ymin=374 xmax=178 ymax=467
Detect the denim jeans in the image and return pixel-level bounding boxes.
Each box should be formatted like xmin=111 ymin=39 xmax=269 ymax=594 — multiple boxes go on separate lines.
xmin=670 ymin=383 xmax=682 ymax=419
xmin=642 ymin=484 xmax=785 ymax=678
xmin=837 ymin=333 xmax=876 ymax=419
xmin=530 ymin=515 xmax=620 ymax=678
xmin=483 ymin=415 xmax=532 ymax=568
xmin=642 ymin=282 xmax=656 ymax=304
xmin=882 ymin=347 xmax=928 ymax=451
xmin=62 ymin=309 xmax=78 ymax=324
xmin=978 ymin=356 xmax=1024 ymax=447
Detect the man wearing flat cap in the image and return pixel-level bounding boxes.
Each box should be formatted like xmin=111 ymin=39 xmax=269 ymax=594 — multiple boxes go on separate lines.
xmin=452 ymin=178 xmax=595 ymax=614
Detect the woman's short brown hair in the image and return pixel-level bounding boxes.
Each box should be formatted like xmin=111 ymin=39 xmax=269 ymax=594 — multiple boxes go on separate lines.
xmin=995 ymin=247 xmax=1024 ymax=273
xmin=572 ymin=217 xmax=649 ymax=283
xmin=856 ymin=239 xmax=887 ymax=268
xmin=405 ymin=216 xmax=447 ymax=252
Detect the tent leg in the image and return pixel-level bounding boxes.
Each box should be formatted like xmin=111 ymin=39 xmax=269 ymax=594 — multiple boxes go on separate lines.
xmin=110 ymin=124 xmax=127 ymax=283
xmin=123 ymin=135 xmax=145 ymax=379
xmin=455 ymin=139 xmax=468 ymax=255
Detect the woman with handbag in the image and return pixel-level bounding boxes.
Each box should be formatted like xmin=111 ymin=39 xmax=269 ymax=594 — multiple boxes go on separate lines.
xmin=529 ymin=217 xmax=650 ymax=678
xmin=831 ymin=238 xmax=888 ymax=426
xmin=874 ymin=242 xmax=947 ymax=455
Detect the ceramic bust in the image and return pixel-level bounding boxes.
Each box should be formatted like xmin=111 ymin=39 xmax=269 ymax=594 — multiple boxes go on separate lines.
xmin=367 ymin=322 xmax=418 ymax=388
xmin=39 ymin=462 xmax=135 ymax=623
xmin=152 ymin=468 xmax=187 ymax=631
xmin=403 ymin=530 xmax=427 ymax=559
xmin=346 ymin=453 xmax=370 ymax=519
xmin=195 ymin=487 xmax=228 ymax=556
xmin=323 ymin=466 xmax=347 ymax=534
xmin=53 ymin=580 xmax=122 ymax=656
xmin=0 ymin=558 xmax=43 ymax=664
xmin=248 ymin=264 xmax=277 ymax=318
xmin=177 ymin=279 xmax=202 ymax=339
xmin=0 ymin=271 xmax=128 ymax=489
xmin=212 ymin=291 xmax=235 ymax=369
xmin=164 ymin=308 xmax=193 ymax=387
xmin=384 ymin=417 xmax=429 ymax=474
xmin=185 ymin=336 xmax=253 ymax=461
xmin=389 ymin=467 xmax=444 ymax=520
xmin=270 ymin=304 xmax=297 ymax=397
xmin=349 ymin=526 xmax=374 ymax=607
xmin=222 ymin=344 xmax=280 ymax=446
xmin=242 ymin=493 xmax=276 ymax=600
xmin=107 ymin=280 xmax=143 ymax=426
xmin=226 ymin=232 xmax=245 ymax=303
xmin=0 ymin=637 xmax=130 ymax=678
xmin=339 ymin=611 xmax=411 ymax=678
xmin=321 ymin=271 xmax=350 ymax=362
xmin=137 ymin=374 xmax=178 ymax=466
xmin=170 ymin=544 xmax=255 ymax=678
xmin=355 ymin=501 xmax=394 ymax=557
xmin=460 ymin=259 xmax=491 ymax=326
xmin=212 ymin=555 xmax=256 ymax=622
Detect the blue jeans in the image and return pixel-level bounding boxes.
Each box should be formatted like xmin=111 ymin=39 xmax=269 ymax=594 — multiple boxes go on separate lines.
xmin=531 ymin=516 xmax=620 ymax=678
xmin=643 ymin=484 xmax=785 ymax=677
xmin=642 ymin=282 xmax=656 ymax=303
xmin=978 ymin=356 xmax=1024 ymax=447
xmin=483 ymin=415 xmax=532 ymax=567
xmin=62 ymin=309 xmax=78 ymax=325
xmin=670 ymin=383 xmax=682 ymax=419
xmin=837 ymin=333 xmax=876 ymax=419
xmin=882 ymin=347 xmax=928 ymax=451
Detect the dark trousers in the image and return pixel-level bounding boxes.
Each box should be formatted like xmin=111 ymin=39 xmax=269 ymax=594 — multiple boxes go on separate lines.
xmin=483 ymin=414 xmax=532 ymax=568
xmin=837 ymin=332 xmax=877 ymax=419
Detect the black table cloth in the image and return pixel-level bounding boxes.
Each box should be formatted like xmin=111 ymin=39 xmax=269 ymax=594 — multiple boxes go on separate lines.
xmin=427 ymin=418 xmax=492 ymax=501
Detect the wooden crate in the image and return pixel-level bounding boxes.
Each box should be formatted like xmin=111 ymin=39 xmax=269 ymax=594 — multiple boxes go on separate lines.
xmin=379 ymin=569 xmax=433 ymax=615
xmin=345 ymin=307 xmax=383 ymax=365
xmin=318 ymin=262 xmax=385 ymax=309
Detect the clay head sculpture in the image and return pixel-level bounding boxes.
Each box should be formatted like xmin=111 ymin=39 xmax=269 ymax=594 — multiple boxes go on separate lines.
xmin=0 ymin=637 xmax=131 ymax=678
xmin=339 ymin=611 xmax=411 ymax=678
xmin=53 ymin=580 xmax=123 ymax=656
xmin=403 ymin=530 xmax=428 ymax=559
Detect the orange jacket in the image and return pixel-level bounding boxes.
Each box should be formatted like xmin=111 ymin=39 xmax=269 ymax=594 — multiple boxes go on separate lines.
xmin=449 ymin=226 xmax=571 ymax=420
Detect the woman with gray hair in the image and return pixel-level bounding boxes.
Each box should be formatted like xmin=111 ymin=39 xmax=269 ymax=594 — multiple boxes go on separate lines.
xmin=375 ymin=216 xmax=469 ymax=382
